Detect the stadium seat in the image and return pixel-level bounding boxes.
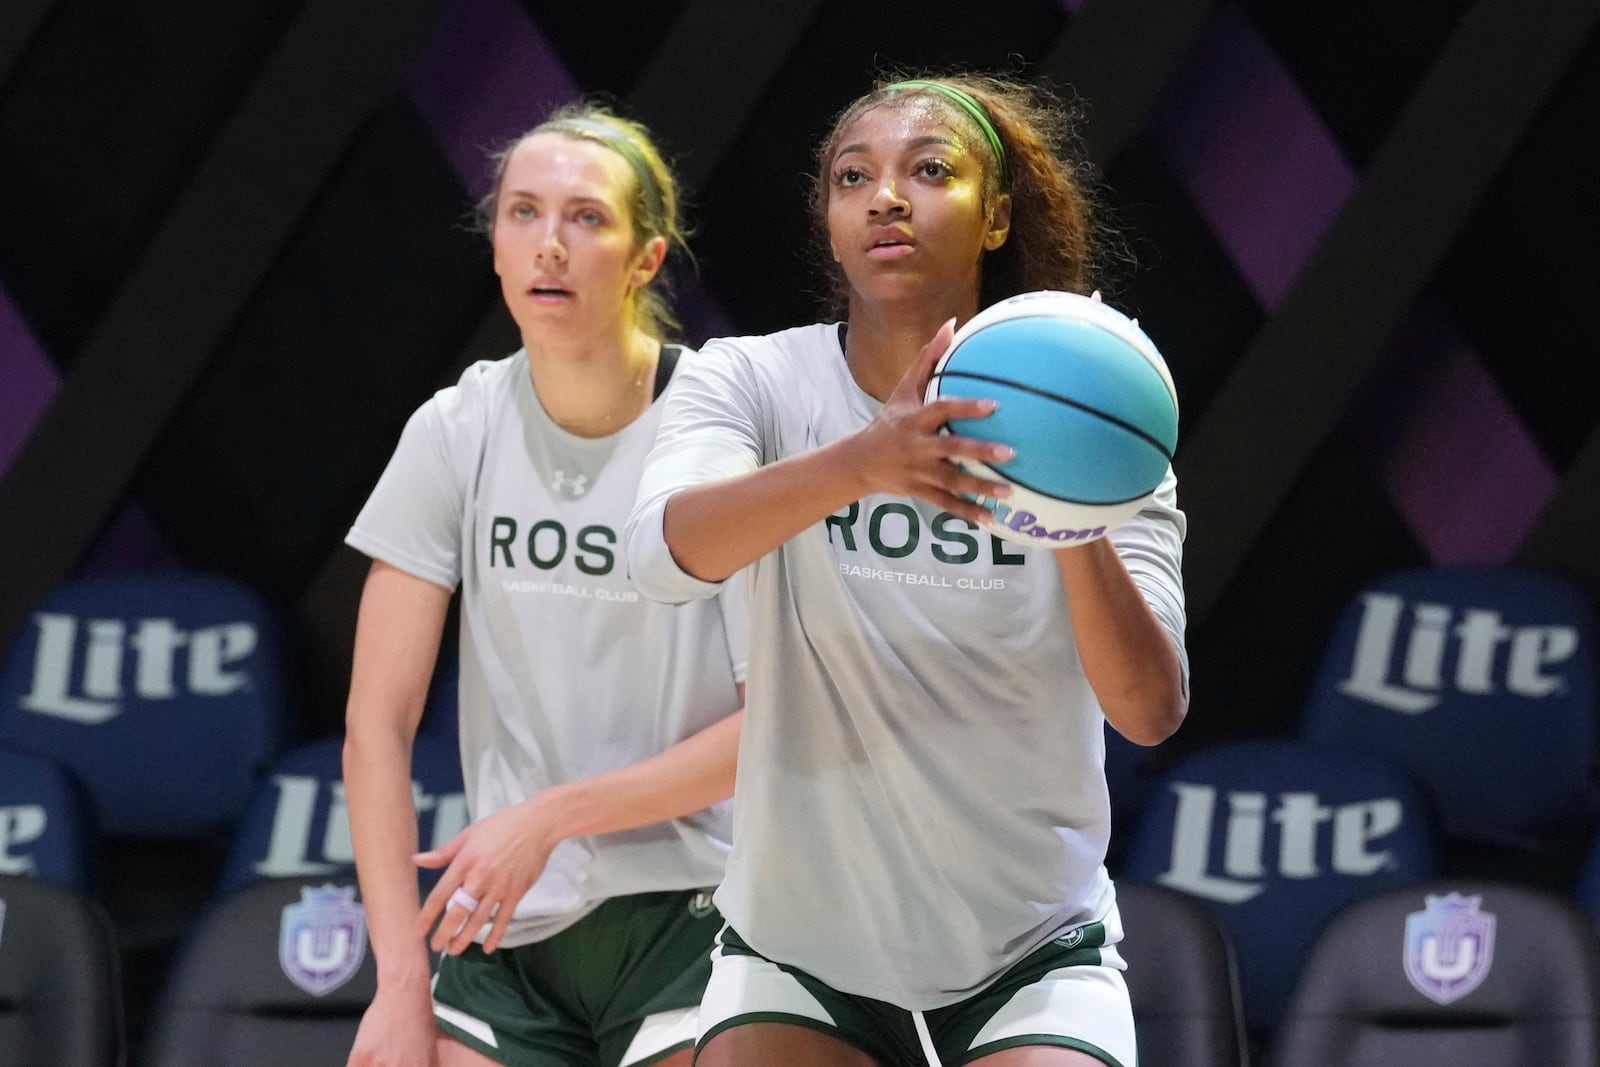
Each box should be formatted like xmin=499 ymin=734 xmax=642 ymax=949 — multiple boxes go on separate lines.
xmin=217 ymin=733 xmax=466 ymax=894
xmin=1298 ymin=566 xmax=1599 ymax=847
xmin=0 ymin=570 xmax=295 ymax=838
xmin=1117 ymin=881 xmax=1247 ymax=1067
xmin=1120 ymin=738 xmax=1439 ymax=1035
xmin=0 ymin=873 xmax=123 ymax=1066
xmin=0 ymin=745 xmax=96 ymax=890
xmin=1269 ymin=880 xmax=1600 ymax=1066
xmin=143 ymin=877 xmax=376 ymax=1066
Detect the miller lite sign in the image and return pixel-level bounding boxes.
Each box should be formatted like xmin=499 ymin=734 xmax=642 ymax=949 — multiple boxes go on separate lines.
xmin=0 ymin=572 xmax=291 ymax=836
xmin=0 ymin=747 xmax=92 ymax=887
xmin=1336 ymin=590 xmax=1577 ymax=714
xmin=218 ymin=735 xmax=467 ymax=893
xmin=1301 ymin=568 xmax=1598 ymax=844
xmin=1123 ymin=739 xmax=1438 ymax=1032
xmin=17 ymin=612 xmax=257 ymax=725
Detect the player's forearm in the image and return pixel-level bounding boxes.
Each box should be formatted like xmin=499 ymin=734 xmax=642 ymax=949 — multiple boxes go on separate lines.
xmin=533 ymin=709 xmax=744 ymax=841
xmin=342 ymin=719 xmax=433 ymax=988
xmin=341 ymin=562 xmax=451 ymax=985
xmin=663 ymin=439 xmax=866 ymax=581
xmin=1054 ymin=540 xmax=1187 ymax=745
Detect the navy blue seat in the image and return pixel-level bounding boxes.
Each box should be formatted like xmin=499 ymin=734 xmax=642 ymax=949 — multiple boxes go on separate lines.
xmin=0 ymin=745 xmax=96 ymax=890
xmin=218 ymin=733 xmax=466 ymax=894
xmin=1270 ymin=880 xmax=1600 ymax=1066
xmin=1121 ymin=738 xmax=1439 ymax=1036
xmin=1298 ymin=566 xmax=1598 ymax=847
xmin=0 ymin=570 xmax=295 ymax=838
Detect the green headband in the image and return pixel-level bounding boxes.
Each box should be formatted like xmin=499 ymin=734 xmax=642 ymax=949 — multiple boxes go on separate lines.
xmin=884 ymin=80 xmax=1008 ymax=184
xmin=544 ymin=117 xmax=666 ymax=225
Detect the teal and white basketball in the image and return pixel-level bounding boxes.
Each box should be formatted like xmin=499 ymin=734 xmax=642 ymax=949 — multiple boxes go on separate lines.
xmin=925 ymin=290 xmax=1179 ymax=546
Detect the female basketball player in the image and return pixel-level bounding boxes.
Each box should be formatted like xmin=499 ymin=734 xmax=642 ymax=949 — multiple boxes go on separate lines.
xmin=625 ymin=75 xmax=1187 ymax=1067
xmin=343 ymin=104 xmax=746 ymax=1067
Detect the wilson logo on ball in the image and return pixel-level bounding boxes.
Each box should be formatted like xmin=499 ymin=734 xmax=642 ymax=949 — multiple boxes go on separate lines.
xmin=986 ymin=503 xmax=1105 ymax=543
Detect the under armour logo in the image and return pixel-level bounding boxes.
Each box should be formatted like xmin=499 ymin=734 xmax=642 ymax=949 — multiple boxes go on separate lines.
xmin=551 ymin=471 xmax=589 ymax=496
xmin=688 ymin=890 xmax=716 ymax=918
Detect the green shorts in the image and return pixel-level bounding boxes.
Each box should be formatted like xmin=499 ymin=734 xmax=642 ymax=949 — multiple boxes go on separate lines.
xmin=431 ymin=888 xmax=722 ymax=1067
xmin=697 ymin=917 xmax=1134 ymax=1067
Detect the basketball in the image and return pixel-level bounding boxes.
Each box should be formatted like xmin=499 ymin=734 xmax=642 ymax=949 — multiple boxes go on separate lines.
xmin=924 ymin=290 xmax=1178 ymax=546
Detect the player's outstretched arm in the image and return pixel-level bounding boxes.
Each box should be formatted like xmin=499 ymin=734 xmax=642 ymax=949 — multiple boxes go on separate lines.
xmin=659 ymin=322 xmax=1013 ymax=583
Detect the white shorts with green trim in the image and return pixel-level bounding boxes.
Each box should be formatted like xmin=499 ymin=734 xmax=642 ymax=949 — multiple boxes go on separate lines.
xmin=696 ymin=912 xmax=1136 ymax=1067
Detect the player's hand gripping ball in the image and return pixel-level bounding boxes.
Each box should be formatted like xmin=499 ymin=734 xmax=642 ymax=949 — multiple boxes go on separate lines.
xmin=925 ymin=290 xmax=1178 ymax=546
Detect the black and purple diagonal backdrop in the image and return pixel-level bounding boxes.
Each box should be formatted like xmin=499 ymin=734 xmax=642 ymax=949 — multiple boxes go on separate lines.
xmin=1 ymin=0 xmax=1596 ymax=738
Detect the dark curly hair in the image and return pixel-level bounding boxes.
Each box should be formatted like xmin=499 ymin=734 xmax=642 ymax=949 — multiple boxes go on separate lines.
xmin=809 ymin=72 xmax=1128 ymax=318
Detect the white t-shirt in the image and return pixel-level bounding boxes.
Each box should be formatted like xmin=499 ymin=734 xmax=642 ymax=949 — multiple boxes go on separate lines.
xmin=348 ymin=348 xmax=747 ymax=947
xmin=626 ymin=323 xmax=1187 ymax=1008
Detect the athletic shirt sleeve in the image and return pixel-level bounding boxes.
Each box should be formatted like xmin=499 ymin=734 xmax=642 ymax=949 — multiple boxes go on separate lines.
xmin=1111 ymin=466 xmax=1190 ymax=698
xmin=625 ymin=337 xmax=768 ymax=604
xmin=345 ymin=369 xmax=487 ymax=590
xmin=719 ymin=568 xmax=752 ymax=685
